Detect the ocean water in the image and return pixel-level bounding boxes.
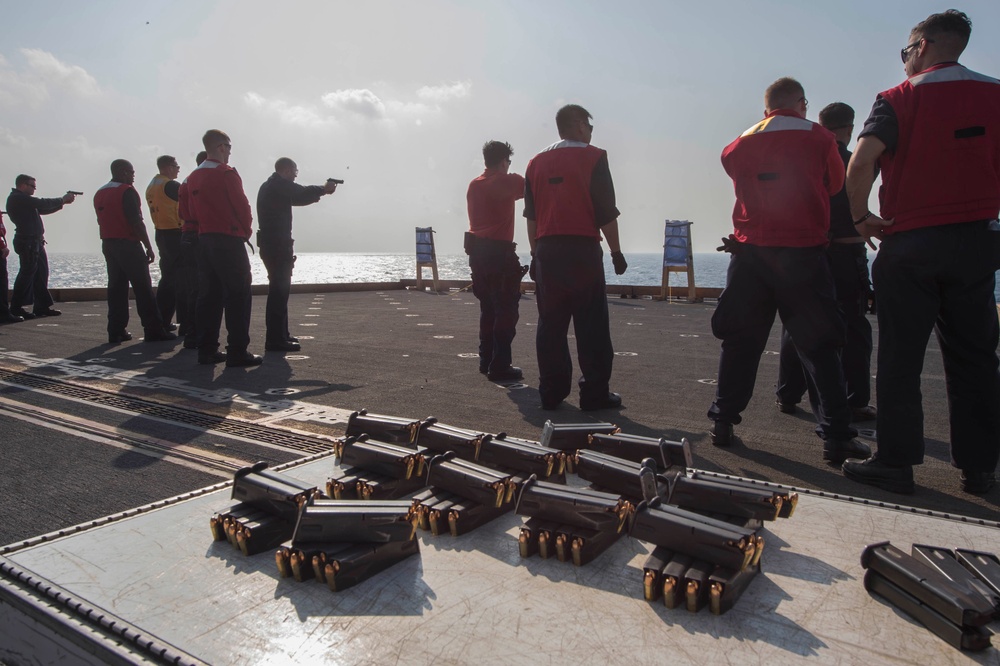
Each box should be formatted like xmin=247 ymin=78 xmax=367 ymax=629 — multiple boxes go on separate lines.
xmin=17 ymin=252 xmax=731 ymax=290
xmin=9 ymin=250 xmax=1000 ymax=302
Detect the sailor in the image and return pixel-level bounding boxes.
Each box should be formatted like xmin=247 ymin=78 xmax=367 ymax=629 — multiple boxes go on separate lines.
xmin=524 ymin=104 xmax=628 ymax=411
xmin=775 ymin=103 xmax=876 ymax=422
xmin=94 ymin=159 xmax=175 ymax=344
xmin=176 ymin=151 xmax=207 ymax=350
xmin=5 ymin=174 xmax=77 ymax=319
xmin=842 ymin=9 xmax=1000 ymax=495
xmin=255 ymin=158 xmax=337 ymax=352
xmin=184 ymin=130 xmax=262 ymax=367
xmin=466 ymin=140 xmax=526 ymax=381
xmin=145 ymin=155 xmax=185 ymax=332
xmin=709 ymin=77 xmax=869 ymax=465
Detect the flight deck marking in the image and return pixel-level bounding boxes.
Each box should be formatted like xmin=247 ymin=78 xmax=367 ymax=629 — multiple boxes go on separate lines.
xmin=0 ymin=396 xmax=238 ymax=477
xmin=0 ymin=351 xmax=354 ymax=428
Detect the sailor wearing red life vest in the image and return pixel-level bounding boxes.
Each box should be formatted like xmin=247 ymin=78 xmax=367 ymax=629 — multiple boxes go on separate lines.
xmin=523 ymin=104 xmax=628 ymax=412
xmin=94 ymin=159 xmax=174 ymax=345
xmin=467 ymin=140 xmax=526 ymax=382
xmin=708 ymin=77 xmax=871 ymax=467
xmin=843 ymin=9 xmax=1000 ymax=495
xmin=183 ymin=130 xmax=261 ymax=368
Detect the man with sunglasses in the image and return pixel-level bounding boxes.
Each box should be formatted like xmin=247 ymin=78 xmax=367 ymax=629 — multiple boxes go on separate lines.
xmin=5 ymin=175 xmax=76 ymax=319
xmin=843 ymin=9 xmax=1000 ymax=495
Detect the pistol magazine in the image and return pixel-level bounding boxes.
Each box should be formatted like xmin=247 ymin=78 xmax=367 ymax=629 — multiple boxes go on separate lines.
xmin=232 ymin=462 xmax=319 ymax=523
xmin=479 ymin=433 xmax=565 ymax=479
xmin=586 ymin=432 xmax=692 ymax=470
xmin=515 ymin=474 xmax=634 ymax=534
xmin=337 ymin=435 xmax=426 ymax=480
xmin=629 ymin=498 xmax=758 ymax=572
xmin=861 ymin=541 xmax=995 ymax=649
xmin=346 ymin=409 xmax=421 ymax=444
xmin=416 ymin=420 xmax=487 ymax=461
xmin=539 ymin=420 xmax=620 ymax=451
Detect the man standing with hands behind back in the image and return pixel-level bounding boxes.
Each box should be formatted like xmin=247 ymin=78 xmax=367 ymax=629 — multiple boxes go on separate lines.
xmin=524 ymin=104 xmax=627 ymax=412
xmin=466 ymin=140 xmax=526 ymax=382
xmin=842 ymin=9 xmax=1000 ymax=495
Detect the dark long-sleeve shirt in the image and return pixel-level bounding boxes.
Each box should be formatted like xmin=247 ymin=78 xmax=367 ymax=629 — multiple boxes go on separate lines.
xmin=256 ymin=173 xmax=325 ymax=241
xmin=5 ymin=189 xmax=64 ymax=237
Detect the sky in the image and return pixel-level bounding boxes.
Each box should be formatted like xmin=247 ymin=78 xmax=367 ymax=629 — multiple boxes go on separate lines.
xmin=2 ymin=0 xmax=999 ymax=256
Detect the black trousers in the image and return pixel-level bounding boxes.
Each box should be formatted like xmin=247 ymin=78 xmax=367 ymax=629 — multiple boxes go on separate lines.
xmin=258 ymin=238 xmax=294 ymax=344
xmin=469 ymin=240 xmax=522 ymax=373
xmin=708 ymin=244 xmax=855 ymax=441
xmin=871 ymin=220 xmax=1000 ymax=471
xmin=11 ymin=235 xmax=54 ymax=312
xmin=534 ymin=236 xmax=613 ymax=406
xmin=155 ymin=228 xmax=185 ymax=327
xmin=196 ymin=234 xmax=252 ymax=354
xmin=101 ymin=239 xmax=162 ymax=336
xmin=777 ymin=242 xmax=873 ymax=408
xmin=178 ymin=232 xmax=199 ymax=343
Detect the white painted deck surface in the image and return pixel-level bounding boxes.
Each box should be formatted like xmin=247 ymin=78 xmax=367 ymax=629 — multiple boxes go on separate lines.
xmin=2 ymin=456 xmax=998 ymax=665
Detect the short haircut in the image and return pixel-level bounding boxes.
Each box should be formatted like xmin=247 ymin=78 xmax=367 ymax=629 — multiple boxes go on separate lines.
xmin=275 ymin=157 xmax=296 ymax=172
xmin=15 ymin=174 xmax=35 ymax=187
xmin=156 ymin=154 xmax=177 ymax=170
xmin=764 ymin=77 xmax=805 ymax=111
xmin=110 ymin=159 xmax=132 ymax=178
xmin=202 ymin=129 xmax=230 ymax=150
xmin=913 ymin=9 xmax=972 ymax=53
xmin=555 ymin=104 xmax=592 ymax=137
xmin=481 ymin=141 xmax=513 ymax=168
xmin=195 ymin=151 xmax=208 ymax=165
xmin=818 ymin=102 xmax=855 ymax=130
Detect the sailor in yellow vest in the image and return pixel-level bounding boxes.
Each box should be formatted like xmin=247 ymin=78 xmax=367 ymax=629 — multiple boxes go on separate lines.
xmin=145 ymin=155 xmax=185 ymax=333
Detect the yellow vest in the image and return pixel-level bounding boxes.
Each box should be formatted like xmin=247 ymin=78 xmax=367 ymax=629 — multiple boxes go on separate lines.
xmin=145 ymin=174 xmax=182 ymax=230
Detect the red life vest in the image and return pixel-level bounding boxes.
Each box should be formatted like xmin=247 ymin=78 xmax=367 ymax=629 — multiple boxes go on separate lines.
xmin=94 ymin=182 xmax=138 ymax=240
xmin=878 ymin=63 xmax=1000 ymax=233
xmin=467 ymin=170 xmax=525 ymax=242
xmin=721 ymin=109 xmax=844 ymax=247
xmin=525 ymin=141 xmax=607 ymax=240
xmin=184 ymin=161 xmax=252 ymax=238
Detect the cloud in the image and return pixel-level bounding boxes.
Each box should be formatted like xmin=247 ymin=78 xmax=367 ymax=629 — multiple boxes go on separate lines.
xmin=0 ymin=54 xmax=49 ymax=107
xmin=61 ymin=135 xmax=118 ymax=163
xmin=21 ymin=48 xmax=100 ymax=98
xmin=321 ymin=89 xmax=386 ymax=120
xmin=416 ymin=80 xmax=471 ymax=102
xmin=244 ymin=92 xmax=333 ymax=128
xmin=0 ymin=125 xmax=28 ymax=148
